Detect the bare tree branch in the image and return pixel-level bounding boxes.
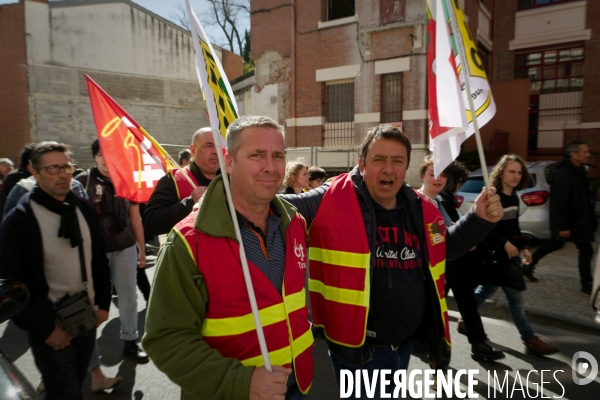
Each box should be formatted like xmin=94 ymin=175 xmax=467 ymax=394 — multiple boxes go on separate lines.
xmin=170 ymin=2 xmax=190 ymax=30
xmin=171 ymin=0 xmax=249 ymax=56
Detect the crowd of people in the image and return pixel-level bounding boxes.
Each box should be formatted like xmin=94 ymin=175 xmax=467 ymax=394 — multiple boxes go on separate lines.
xmin=0 ymin=117 xmax=597 ymax=400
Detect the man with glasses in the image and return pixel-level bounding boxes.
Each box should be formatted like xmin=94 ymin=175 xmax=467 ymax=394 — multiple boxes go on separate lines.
xmin=143 ymin=127 xmax=220 ymax=236
xmin=75 ymin=139 xmax=149 ymax=363
xmin=0 ymin=141 xmax=112 ymax=399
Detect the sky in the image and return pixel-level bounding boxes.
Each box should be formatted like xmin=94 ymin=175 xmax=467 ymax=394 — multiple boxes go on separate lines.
xmin=0 ymin=0 xmax=250 ymax=54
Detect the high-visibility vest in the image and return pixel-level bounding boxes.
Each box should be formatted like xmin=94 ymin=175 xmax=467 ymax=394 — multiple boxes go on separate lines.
xmin=309 ymin=173 xmax=451 ymax=348
xmin=174 ymin=210 xmax=314 ymax=394
xmin=172 ymin=168 xmax=200 ymax=200
xmin=414 ymin=191 xmax=451 ymax=346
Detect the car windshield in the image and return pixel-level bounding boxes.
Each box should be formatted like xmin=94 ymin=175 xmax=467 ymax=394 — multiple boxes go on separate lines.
xmin=460 ymin=178 xmax=484 ymax=193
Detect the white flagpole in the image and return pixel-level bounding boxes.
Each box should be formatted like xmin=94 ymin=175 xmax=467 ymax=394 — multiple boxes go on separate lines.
xmin=185 ymin=0 xmax=272 ymax=371
xmin=445 ymin=0 xmax=491 ymax=191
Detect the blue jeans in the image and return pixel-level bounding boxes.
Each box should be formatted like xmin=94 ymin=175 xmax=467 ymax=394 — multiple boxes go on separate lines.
xmin=108 ymin=245 xmax=139 ymax=340
xmin=330 ymin=343 xmax=411 ymax=400
xmin=475 ymin=285 xmax=535 ymax=341
xmin=30 ymin=329 xmax=96 ymax=400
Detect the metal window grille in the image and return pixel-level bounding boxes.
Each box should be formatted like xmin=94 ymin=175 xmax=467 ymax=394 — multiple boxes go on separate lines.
xmin=324 ymin=81 xmax=355 ymax=147
xmin=380 ymin=73 xmax=402 ymax=123
xmin=516 ymin=46 xmax=584 ymax=153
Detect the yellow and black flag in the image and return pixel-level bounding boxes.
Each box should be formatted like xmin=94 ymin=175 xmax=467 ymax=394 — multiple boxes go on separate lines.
xmin=185 ymin=0 xmax=238 ymax=149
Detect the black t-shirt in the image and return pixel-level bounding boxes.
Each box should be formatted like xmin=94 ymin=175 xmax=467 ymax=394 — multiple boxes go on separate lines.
xmin=366 ymin=196 xmax=427 ymax=346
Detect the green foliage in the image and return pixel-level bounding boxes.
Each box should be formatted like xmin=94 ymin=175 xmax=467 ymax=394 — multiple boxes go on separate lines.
xmin=242 ymin=29 xmax=251 ymax=64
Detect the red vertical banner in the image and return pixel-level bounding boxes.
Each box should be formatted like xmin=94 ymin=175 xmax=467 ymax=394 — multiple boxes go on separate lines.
xmin=86 ymin=75 xmax=175 ymax=203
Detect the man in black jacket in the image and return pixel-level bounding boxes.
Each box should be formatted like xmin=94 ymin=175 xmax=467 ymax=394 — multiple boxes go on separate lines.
xmin=527 ymin=141 xmax=597 ymax=294
xmin=143 ymin=127 xmax=220 ymax=236
xmin=0 ymin=143 xmax=35 ymax=222
xmin=0 ymin=142 xmax=111 ymax=399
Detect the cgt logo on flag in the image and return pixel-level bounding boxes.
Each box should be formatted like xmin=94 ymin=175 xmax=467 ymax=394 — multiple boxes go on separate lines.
xmin=100 ymin=116 xmax=166 ymax=191
xmin=131 ymin=136 xmax=166 ymax=189
xmin=86 ymin=74 xmax=174 ymax=203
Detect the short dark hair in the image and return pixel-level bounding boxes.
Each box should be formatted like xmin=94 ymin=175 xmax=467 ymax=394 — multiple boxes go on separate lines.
xmin=226 ymin=115 xmax=284 ymax=158
xmin=565 ymin=141 xmax=586 ymax=159
xmin=91 ymin=139 xmax=101 ymax=158
xmin=442 ymin=160 xmax=470 ymax=194
xmin=308 ymin=166 xmax=326 ymax=181
xmin=359 ymin=125 xmax=412 ymax=167
xmin=490 ymin=154 xmax=530 ymax=192
xmin=30 ymin=142 xmax=72 ymax=170
xmin=19 ymin=143 xmax=36 ymax=169
xmin=179 ymin=149 xmax=191 ymax=164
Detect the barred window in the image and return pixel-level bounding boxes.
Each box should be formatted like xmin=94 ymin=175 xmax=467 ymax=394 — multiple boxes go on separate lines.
xmin=380 ymin=73 xmax=402 ymax=123
xmin=325 ymin=81 xmax=354 ymax=123
xmin=324 ymin=80 xmax=355 ymax=147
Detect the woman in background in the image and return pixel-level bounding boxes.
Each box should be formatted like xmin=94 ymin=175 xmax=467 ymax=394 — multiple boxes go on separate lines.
xmin=474 ymin=154 xmax=560 ymax=356
xmin=282 ymin=161 xmax=309 ymax=194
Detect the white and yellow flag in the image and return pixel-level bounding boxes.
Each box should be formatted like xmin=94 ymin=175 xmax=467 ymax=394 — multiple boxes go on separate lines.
xmin=185 ymin=0 xmax=238 ymax=149
xmin=427 ymin=0 xmax=496 ymax=177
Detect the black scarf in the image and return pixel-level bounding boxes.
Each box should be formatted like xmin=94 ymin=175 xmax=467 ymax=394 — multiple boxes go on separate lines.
xmin=31 ymin=186 xmax=82 ymax=248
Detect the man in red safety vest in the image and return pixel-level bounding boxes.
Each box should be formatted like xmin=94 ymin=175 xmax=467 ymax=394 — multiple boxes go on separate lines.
xmin=143 ymin=116 xmax=314 ymax=400
xmin=281 ymin=125 xmax=504 ymax=399
xmin=143 ymin=127 xmax=221 ymax=236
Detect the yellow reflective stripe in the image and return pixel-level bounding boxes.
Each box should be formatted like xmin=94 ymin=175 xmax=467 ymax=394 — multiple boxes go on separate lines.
xmin=290 ymin=327 xmax=314 ymax=358
xmin=308 ymin=279 xmax=368 ymax=307
xmin=240 ymin=328 xmax=313 ymax=367
xmin=309 ymin=247 xmax=370 ymax=269
xmin=202 ymin=289 xmax=305 ymax=337
xmin=429 ymin=259 xmax=446 ymax=281
xmin=240 ymin=344 xmax=292 ymax=367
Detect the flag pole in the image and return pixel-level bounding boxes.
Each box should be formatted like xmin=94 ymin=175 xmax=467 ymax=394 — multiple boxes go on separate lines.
xmin=445 ymin=0 xmax=491 ymax=191
xmin=185 ymin=0 xmax=272 ymax=371
xmin=138 ymin=126 xmax=198 ymax=190
xmin=210 ymin=128 xmax=273 ymax=372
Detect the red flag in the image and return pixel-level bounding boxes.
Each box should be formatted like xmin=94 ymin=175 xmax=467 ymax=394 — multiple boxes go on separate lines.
xmin=86 ymin=75 xmax=175 ymax=203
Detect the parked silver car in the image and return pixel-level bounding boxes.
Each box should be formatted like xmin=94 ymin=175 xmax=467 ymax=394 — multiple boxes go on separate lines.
xmin=456 ymin=161 xmax=556 ymax=240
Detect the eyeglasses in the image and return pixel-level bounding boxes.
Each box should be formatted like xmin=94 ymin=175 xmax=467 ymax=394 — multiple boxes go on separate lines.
xmin=38 ymin=164 xmax=76 ymax=175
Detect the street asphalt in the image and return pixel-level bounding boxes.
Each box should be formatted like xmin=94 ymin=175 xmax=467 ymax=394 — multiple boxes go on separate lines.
xmin=1 ymin=218 xmax=599 ymax=399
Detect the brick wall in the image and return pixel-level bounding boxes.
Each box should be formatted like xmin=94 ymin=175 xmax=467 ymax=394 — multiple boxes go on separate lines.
xmin=222 ymin=49 xmax=243 ymax=81
xmin=492 ymin=1 xmax=518 ymax=81
xmin=252 ymin=0 xmax=429 ymax=152
xmin=0 ymin=3 xmax=30 ymax=162
xmin=581 ymin=0 xmax=600 ymax=122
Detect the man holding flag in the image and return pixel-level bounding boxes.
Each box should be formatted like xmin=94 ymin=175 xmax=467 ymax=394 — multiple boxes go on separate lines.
xmin=143 ymin=127 xmax=220 ymax=236
xmin=143 ymin=116 xmax=314 ymax=400
xmin=278 ymin=124 xmax=502 ymax=398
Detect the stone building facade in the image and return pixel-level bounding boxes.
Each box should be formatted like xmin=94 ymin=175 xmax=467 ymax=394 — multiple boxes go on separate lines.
xmin=0 ymin=0 xmax=242 ymax=166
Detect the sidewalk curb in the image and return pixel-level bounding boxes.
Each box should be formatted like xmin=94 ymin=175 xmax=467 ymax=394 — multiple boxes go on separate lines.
xmin=446 ymin=295 xmax=600 ymax=336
